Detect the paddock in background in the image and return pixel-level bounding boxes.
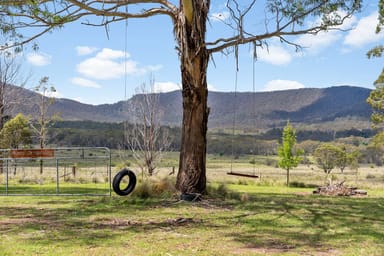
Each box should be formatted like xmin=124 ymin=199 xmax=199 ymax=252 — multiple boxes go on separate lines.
xmin=0 ymin=147 xmax=112 ymax=196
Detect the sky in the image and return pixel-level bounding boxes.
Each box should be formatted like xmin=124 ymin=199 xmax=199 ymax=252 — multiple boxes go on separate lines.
xmin=13 ymin=1 xmax=384 ymax=105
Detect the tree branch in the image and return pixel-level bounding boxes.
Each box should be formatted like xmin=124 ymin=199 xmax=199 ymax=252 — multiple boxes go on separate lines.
xmin=207 ymin=0 xmax=358 ymax=54
xmin=1 ymin=0 xmax=178 ymax=49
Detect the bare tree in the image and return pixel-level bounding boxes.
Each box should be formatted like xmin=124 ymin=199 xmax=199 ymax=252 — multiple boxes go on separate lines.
xmin=0 ymin=50 xmax=25 ymax=130
xmin=30 ymin=76 xmax=57 ymax=150
xmin=0 ymin=0 xmax=362 ymax=195
xmin=126 ymin=78 xmax=171 ymax=177
xmin=0 ymin=49 xmax=28 ymax=174
xmin=29 ymin=76 xmax=58 ymax=174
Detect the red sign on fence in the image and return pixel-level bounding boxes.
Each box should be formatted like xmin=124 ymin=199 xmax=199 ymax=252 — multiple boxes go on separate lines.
xmin=10 ymin=149 xmax=55 ymax=158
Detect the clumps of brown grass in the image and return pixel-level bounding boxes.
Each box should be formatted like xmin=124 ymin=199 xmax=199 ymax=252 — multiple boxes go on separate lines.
xmin=133 ymin=176 xmax=177 ymax=199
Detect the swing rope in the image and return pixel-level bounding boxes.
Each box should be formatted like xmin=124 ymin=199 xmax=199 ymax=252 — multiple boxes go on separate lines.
xmin=252 ymin=46 xmax=257 ymax=176
xmin=229 ymin=65 xmax=238 ymax=174
xmin=123 ymin=6 xmax=130 ymax=152
xmin=227 ymin=46 xmax=258 ymax=179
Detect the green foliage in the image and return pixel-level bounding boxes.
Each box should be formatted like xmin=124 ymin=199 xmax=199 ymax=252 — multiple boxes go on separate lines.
xmin=367 ymin=83 xmax=384 ymax=127
xmin=278 ymin=121 xmax=303 ymax=185
xmin=0 ymin=113 xmax=32 ymax=148
xmin=314 ymin=143 xmax=345 ymax=174
xmin=367 ymin=1 xmax=384 ymax=129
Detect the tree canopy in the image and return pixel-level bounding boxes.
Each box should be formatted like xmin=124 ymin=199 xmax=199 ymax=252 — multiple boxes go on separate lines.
xmin=0 ymin=113 xmax=32 ymax=149
xmin=366 ymin=1 xmax=384 ymax=150
xmin=1 ymin=1 xmax=362 ymax=53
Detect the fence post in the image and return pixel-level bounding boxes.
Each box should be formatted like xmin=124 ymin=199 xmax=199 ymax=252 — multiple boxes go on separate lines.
xmin=56 ymin=159 xmax=59 ymax=194
xmin=5 ymin=159 xmax=8 ymax=195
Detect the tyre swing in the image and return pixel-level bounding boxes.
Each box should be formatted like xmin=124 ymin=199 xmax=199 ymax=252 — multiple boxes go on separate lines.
xmin=112 ymin=168 xmax=137 ymax=196
xmin=112 ymin=15 xmax=137 ymax=196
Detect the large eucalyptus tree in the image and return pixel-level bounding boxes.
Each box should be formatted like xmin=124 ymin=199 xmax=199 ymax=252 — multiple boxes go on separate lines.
xmin=0 ymin=0 xmax=362 ymax=195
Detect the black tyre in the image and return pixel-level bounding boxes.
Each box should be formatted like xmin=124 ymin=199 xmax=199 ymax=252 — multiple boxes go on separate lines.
xmin=112 ymin=168 xmax=137 ymax=196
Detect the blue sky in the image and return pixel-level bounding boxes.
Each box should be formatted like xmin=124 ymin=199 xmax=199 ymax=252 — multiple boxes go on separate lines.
xmin=17 ymin=1 xmax=384 ymax=105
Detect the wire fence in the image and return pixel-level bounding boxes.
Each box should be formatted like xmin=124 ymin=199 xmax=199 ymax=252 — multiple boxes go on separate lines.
xmin=0 ymin=147 xmax=111 ymax=196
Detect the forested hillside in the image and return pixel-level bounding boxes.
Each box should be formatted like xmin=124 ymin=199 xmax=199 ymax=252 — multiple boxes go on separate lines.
xmin=6 ymin=84 xmax=372 ymax=130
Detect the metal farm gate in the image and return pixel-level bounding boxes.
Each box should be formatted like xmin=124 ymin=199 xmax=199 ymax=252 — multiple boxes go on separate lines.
xmin=0 ymin=147 xmax=112 ymax=196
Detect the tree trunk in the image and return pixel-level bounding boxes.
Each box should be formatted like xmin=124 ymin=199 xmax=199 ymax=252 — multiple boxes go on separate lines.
xmin=286 ymin=168 xmax=290 ymax=187
xmin=175 ymin=0 xmax=210 ymax=194
xmin=176 ymin=63 xmax=209 ymax=194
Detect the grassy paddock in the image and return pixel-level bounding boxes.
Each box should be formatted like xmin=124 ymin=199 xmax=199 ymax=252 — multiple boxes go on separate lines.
xmin=0 ymin=153 xmax=384 ymax=255
xmin=0 ymin=188 xmax=383 ymax=255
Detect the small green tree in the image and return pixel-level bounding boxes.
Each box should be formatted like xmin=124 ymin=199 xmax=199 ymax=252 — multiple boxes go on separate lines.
xmin=335 ymin=145 xmax=348 ymax=173
xmin=0 ymin=113 xmax=32 ymax=149
xmin=314 ymin=143 xmax=344 ymax=174
xmin=278 ymin=121 xmax=303 ymax=186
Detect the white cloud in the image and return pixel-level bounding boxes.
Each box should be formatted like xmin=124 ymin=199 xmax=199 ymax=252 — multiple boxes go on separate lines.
xmin=262 ymin=80 xmax=305 ymax=91
xmin=295 ymin=31 xmax=341 ymax=54
xmin=71 ymin=77 xmax=102 ymax=88
xmin=210 ymin=11 xmax=230 ymax=22
xmin=295 ymin=12 xmax=356 ymax=54
xmin=208 ymin=83 xmax=218 ymax=91
xmin=257 ymin=45 xmax=292 ymax=65
xmin=153 ymin=82 xmax=217 ymax=92
xmin=51 ymin=90 xmax=62 ymax=98
xmin=344 ymin=12 xmax=384 ymax=47
xmin=76 ymin=46 xmax=98 ymax=56
xmin=154 ymin=81 xmax=180 ymax=93
xmin=36 ymin=88 xmax=61 ymax=98
xmin=76 ymin=48 xmax=153 ymax=80
xmin=96 ymin=48 xmax=127 ymax=59
xmin=27 ymin=52 xmax=51 ymax=66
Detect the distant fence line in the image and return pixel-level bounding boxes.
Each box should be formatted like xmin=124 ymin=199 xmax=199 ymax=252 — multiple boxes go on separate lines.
xmin=0 ymin=147 xmax=112 ymax=196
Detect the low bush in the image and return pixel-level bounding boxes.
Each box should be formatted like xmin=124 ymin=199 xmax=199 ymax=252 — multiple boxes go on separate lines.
xmin=133 ymin=176 xmax=177 ymax=199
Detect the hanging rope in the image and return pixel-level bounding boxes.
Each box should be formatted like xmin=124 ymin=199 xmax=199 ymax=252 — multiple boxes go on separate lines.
xmin=124 ymin=6 xmax=129 ymax=101
xmin=227 ymin=44 xmax=259 ymax=179
xmin=252 ymin=44 xmax=257 ymax=176
xmin=230 ymin=65 xmax=238 ymax=174
xmin=123 ymin=6 xmax=129 ymax=147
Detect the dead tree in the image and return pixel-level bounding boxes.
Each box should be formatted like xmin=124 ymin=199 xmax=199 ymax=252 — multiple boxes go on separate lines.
xmin=126 ymin=78 xmax=171 ymax=177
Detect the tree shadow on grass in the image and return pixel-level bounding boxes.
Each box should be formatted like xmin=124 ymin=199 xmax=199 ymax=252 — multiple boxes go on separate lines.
xmin=0 ymin=194 xmax=383 ymax=254
xmin=221 ymin=193 xmax=384 ymax=253
xmin=0 ymin=197 xmax=220 ymax=249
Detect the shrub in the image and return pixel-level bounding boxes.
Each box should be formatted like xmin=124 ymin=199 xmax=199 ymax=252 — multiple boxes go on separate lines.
xmin=265 ymin=158 xmax=277 ymax=166
xmin=133 ymin=180 xmax=152 ymax=199
xmin=366 ymin=174 xmax=376 ymax=179
xmin=133 ymin=176 xmax=177 ymax=199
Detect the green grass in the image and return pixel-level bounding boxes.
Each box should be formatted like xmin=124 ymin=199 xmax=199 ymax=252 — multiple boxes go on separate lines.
xmin=1 ymin=153 xmax=384 ymax=255
xmin=0 ymin=185 xmax=383 ymax=255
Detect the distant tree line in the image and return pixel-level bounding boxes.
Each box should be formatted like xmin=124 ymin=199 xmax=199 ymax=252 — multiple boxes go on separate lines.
xmin=0 ymin=117 xmax=382 ymax=169
xmin=260 ymin=127 xmax=374 ymax=142
xmin=47 ymin=121 xmax=181 ymax=151
xmin=45 ymin=120 xmax=375 ymax=155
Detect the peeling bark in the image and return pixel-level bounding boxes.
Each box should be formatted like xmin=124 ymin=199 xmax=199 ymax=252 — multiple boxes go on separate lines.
xmin=175 ymin=0 xmax=210 ymax=194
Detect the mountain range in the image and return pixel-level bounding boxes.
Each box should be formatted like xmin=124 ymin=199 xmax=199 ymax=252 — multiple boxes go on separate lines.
xmin=6 ymin=85 xmax=373 ymax=130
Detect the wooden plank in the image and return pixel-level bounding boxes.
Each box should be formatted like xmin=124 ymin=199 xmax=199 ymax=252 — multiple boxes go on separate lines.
xmin=10 ymin=149 xmax=55 ymax=158
xmin=227 ymin=172 xmax=259 ymax=178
